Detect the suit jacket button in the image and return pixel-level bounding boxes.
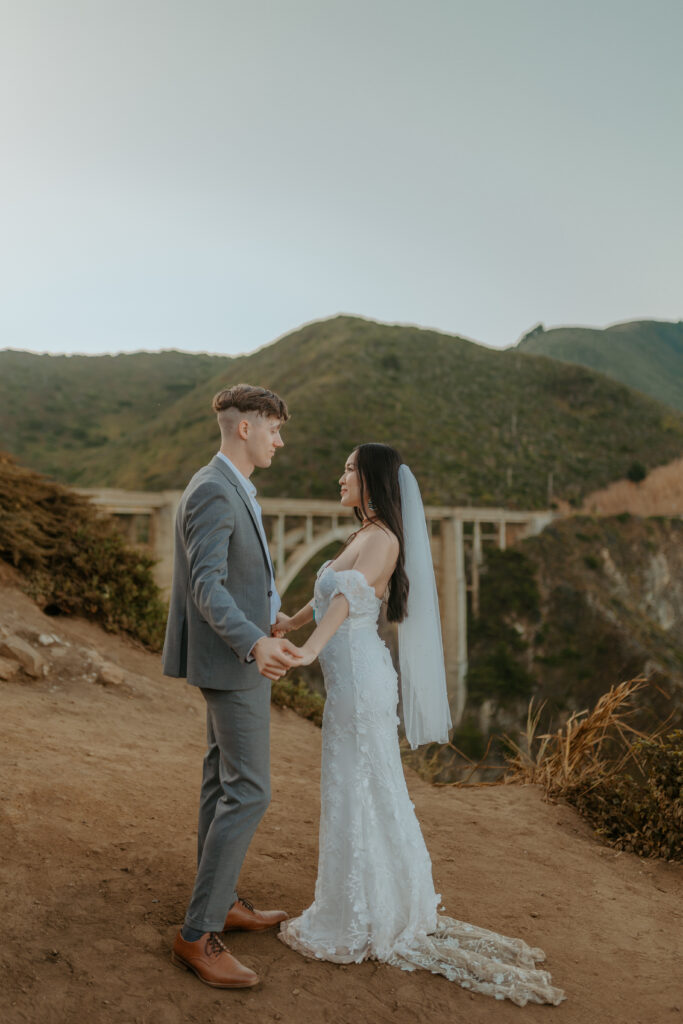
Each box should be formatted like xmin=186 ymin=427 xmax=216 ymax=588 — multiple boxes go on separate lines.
xmin=267 ymin=590 xmax=272 ymax=597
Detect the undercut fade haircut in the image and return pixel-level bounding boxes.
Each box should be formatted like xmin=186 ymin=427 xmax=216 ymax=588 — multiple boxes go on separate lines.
xmin=211 ymin=383 xmax=289 ymax=422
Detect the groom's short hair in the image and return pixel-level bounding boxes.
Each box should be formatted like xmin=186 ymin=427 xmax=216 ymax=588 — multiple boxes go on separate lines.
xmin=212 ymin=383 xmax=289 ymax=422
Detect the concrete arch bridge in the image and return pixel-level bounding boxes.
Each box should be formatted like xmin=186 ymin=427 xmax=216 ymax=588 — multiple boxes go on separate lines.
xmin=79 ymin=489 xmax=555 ymax=726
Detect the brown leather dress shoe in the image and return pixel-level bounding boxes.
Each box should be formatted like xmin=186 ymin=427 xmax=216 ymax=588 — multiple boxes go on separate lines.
xmin=171 ymin=931 xmax=259 ymax=988
xmin=223 ymin=896 xmax=289 ymax=932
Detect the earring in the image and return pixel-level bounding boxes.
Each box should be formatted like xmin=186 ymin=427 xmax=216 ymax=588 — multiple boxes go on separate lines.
xmin=367 ymin=500 xmax=376 ymax=510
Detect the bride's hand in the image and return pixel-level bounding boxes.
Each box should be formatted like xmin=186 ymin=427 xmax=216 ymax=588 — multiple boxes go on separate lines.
xmin=271 ymin=612 xmax=295 ymax=638
xmin=293 ymin=643 xmax=318 ymax=667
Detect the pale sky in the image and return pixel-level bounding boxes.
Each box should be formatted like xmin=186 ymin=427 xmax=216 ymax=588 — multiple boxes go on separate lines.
xmin=1 ymin=0 xmax=681 ymax=355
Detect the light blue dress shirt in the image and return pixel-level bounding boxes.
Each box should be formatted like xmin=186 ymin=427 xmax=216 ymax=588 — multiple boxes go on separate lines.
xmin=216 ymin=451 xmax=281 ymax=624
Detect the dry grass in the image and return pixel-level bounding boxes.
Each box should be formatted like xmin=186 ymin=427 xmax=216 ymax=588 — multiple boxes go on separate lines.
xmin=401 ymin=733 xmax=506 ymax=787
xmin=503 ymin=676 xmax=658 ymax=793
xmin=503 ymin=677 xmax=682 ymax=860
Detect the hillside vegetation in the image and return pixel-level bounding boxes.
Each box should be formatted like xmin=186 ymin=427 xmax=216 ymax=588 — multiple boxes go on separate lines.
xmin=2 ymin=316 xmax=683 ymax=509
xmin=0 ymin=452 xmax=166 ymax=647
xmin=516 ymin=319 xmax=683 ymax=411
xmin=447 ymin=513 xmax=683 ymax=773
xmin=0 ymin=348 xmax=231 ymax=483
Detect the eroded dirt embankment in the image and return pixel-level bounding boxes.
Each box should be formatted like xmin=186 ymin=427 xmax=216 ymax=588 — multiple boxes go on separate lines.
xmin=0 ymin=572 xmax=681 ymax=1024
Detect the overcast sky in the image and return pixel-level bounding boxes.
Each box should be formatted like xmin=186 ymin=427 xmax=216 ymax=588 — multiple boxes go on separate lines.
xmin=1 ymin=0 xmax=681 ymax=356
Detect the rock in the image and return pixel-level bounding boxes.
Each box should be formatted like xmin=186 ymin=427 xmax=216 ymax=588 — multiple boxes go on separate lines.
xmin=97 ymin=661 xmax=126 ymax=687
xmin=0 ymin=656 xmax=19 ymax=681
xmin=0 ymin=636 xmax=46 ymax=678
xmin=38 ymin=633 xmax=56 ymax=646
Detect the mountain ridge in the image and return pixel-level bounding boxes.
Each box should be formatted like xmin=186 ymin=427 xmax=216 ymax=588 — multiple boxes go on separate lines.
xmin=1 ymin=315 xmax=682 ymax=509
xmin=515 ymin=318 xmax=683 ymax=410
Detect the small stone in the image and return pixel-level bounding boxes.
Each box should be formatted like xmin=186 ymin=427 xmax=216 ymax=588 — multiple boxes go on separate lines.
xmin=98 ymin=661 xmax=125 ymax=687
xmin=0 ymin=636 xmax=46 ymax=677
xmin=38 ymin=633 xmax=56 ymax=646
xmin=530 ymin=911 xmax=539 ymax=918
xmin=0 ymin=656 xmax=19 ymax=681
xmin=292 ymin=988 xmax=300 ymax=996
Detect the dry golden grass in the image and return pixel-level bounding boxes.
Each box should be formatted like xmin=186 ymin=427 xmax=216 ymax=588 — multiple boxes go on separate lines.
xmin=502 ymin=676 xmax=659 ymax=794
xmin=503 ymin=677 xmax=682 ymax=860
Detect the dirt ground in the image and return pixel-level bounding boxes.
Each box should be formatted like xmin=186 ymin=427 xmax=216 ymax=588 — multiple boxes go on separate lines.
xmin=1 ymin=570 xmax=681 ymax=1024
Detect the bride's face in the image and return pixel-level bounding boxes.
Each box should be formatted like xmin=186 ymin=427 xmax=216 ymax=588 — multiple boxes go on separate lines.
xmin=339 ymin=450 xmax=362 ymax=509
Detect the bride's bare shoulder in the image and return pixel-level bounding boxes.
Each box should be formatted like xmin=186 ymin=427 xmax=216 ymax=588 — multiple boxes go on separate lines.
xmin=361 ymin=522 xmax=399 ymax=556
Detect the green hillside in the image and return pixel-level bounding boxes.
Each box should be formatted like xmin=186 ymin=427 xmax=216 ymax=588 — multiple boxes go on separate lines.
xmin=0 ymin=349 xmax=232 ymax=482
xmin=516 ymin=319 xmax=683 ymax=411
xmin=1 ymin=316 xmax=682 ymax=508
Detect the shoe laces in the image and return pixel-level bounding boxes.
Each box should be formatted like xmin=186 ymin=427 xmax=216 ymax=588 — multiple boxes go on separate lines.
xmin=206 ymin=932 xmax=229 ymax=958
xmin=238 ymin=896 xmax=255 ymax=912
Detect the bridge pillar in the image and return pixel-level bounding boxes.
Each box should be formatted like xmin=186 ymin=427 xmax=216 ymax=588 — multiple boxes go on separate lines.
xmin=441 ymin=515 xmax=467 ymax=727
xmin=150 ymin=492 xmax=181 ymax=594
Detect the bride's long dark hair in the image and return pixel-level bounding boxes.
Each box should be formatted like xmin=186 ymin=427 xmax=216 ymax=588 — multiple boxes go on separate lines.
xmin=351 ymin=442 xmax=409 ymax=623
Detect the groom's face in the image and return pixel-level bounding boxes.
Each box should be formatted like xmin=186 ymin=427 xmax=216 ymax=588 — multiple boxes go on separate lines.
xmin=245 ymin=413 xmax=285 ymax=469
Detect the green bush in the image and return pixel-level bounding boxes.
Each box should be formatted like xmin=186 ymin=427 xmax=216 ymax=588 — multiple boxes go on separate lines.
xmin=271 ymin=676 xmax=325 ymax=727
xmin=627 ymin=461 xmax=647 ymax=483
xmin=569 ymin=731 xmax=682 ymax=861
xmin=468 ymin=642 xmax=535 ymax=703
xmin=452 ymin=716 xmax=487 ymax=761
xmin=0 ymin=452 xmax=167 ymax=649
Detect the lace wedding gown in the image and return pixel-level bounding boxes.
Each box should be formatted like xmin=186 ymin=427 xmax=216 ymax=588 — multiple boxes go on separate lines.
xmin=278 ymin=564 xmax=565 ymax=1007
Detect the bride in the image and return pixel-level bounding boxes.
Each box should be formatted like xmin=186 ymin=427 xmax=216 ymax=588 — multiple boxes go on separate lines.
xmin=273 ymin=443 xmax=565 ymax=1007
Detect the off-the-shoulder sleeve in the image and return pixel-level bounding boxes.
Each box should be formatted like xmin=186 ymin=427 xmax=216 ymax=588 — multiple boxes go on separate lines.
xmin=328 ymin=569 xmax=379 ymax=618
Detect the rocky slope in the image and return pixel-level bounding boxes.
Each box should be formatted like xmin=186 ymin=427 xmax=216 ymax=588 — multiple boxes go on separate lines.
xmin=457 ymin=514 xmax=683 ymax=771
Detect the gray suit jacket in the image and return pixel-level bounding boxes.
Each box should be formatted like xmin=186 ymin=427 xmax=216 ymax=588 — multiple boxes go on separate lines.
xmin=162 ymin=455 xmax=272 ymax=690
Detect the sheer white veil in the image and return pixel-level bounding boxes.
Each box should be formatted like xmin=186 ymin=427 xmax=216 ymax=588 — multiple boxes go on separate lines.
xmin=397 ymin=464 xmax=453 ymax=749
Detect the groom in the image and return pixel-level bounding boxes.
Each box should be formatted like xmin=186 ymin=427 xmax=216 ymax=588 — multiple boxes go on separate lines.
xmin=163 ymin=383 xmax=302 ymax=988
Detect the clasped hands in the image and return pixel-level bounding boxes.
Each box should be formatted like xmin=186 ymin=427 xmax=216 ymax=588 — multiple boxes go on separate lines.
xmin=252 ymin=613 xmax=316 ymax=681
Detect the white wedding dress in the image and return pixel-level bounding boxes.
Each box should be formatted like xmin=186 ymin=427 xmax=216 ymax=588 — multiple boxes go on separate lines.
xmin=278 ymin=563 xmax=565 ymax=1007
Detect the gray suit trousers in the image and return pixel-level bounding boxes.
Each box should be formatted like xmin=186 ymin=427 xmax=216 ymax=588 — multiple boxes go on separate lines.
xmin=184 ymin=682 xmax=271 ymax=933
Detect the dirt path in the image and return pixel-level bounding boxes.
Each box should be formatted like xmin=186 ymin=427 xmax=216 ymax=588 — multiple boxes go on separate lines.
xmin=1 ymin=576 xmax=681 ymax=1024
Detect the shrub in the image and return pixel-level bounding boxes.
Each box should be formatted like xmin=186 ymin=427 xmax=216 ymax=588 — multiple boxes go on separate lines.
xmin=467 ymin=642 xmax=535 ymax=703
xmin=270 ymin=675 xmax=325 ymax=727
xmin=504 ymin=678 xmax=681 ymax=861
xmin=627 ymin=461 xmax=647 ymax=483
xmin=571 ymin=731 xmax=682 ymax=860
xmin=0 ymin=452 xmax=167 ymax=649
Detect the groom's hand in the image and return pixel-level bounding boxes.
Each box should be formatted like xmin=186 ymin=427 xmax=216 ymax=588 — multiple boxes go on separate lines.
xmin=252 ymin=637 xmax=303 ymax=680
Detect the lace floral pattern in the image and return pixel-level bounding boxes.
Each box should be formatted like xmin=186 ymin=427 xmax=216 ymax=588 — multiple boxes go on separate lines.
xmin=278 ymin=565 xmax=565 ymax=1007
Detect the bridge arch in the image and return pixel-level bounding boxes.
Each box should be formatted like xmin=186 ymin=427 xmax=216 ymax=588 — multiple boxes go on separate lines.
xmin=276 ymin=526 xmax=350 ymax=594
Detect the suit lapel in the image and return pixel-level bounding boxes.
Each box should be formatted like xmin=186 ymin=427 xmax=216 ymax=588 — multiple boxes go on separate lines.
xmin=210 ymin=456 xmax=273 ymax=574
